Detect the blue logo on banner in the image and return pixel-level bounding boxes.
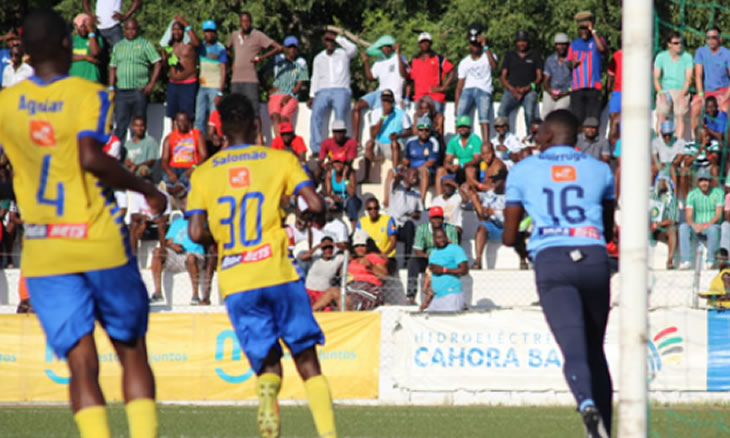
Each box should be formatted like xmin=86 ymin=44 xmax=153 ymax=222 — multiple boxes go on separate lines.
xmin=45 ymin=344 xmax=70 ymax=384
xmin=707 ymin=310 xmax=730 ymax=391
xmin=214 ymin=330 xmax=255 ymax=384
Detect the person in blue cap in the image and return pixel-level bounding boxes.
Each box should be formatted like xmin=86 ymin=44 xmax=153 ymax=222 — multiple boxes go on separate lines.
xmin=267 ymin=35 xmax=309 ymax=136
xmin=651 ymin=120 xmax=686 ymax=186
xmin=195 ymin=19 xmax=227 ymax=135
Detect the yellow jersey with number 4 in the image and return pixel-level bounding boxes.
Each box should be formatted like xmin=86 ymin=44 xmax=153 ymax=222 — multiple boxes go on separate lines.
xmin=0 ymin=75 xmax=128 ymax=277
xmin=186 ymin=145 xmax=312 ymax=298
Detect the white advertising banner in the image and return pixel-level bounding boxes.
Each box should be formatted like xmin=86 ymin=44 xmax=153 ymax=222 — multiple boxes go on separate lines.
xmin=392 ymin=308 xmax=707 ymax=392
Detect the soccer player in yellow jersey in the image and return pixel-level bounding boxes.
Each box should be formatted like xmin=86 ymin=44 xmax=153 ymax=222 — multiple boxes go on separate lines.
xmin=0 ymin=10 xmax=166 ymax=438
xmin=187 ymin=94 xmax=337 ymax=438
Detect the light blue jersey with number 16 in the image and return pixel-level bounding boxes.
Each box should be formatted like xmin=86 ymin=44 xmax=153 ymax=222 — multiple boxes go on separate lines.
xmin=505 ymin=145 xmax=614 ymax=258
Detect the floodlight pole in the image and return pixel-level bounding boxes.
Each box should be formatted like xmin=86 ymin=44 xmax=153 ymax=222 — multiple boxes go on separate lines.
xmin=619 ymin=0 xmax=652 ymax=437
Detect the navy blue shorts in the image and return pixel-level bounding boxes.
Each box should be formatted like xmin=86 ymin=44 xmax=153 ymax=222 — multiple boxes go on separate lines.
xmin=26 ymin=259 xmax=150 ymax=358
xmin=225 ymin=280 xmax=325 ymax=374
xmin=166 ymin=81 xmax=198 ymax=120
xmin=534 ymin=245 xmax=611 ymax=295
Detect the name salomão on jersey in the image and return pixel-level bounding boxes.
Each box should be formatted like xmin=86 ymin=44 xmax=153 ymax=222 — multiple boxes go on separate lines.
xmin=186 ymin=145 xmax=313 ymax=297
xmin=0 ymin=75 xmax=128 ymax=276
xmin=505 ymin=145 xmax=614 ymax=257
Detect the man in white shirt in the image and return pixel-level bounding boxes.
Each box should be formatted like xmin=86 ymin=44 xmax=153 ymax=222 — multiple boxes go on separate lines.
xmin=321 ymin=203 xmax=349 ymax=252
xmin=82 ymin=0 xmax=140 ymax=48
xmin=128 ymin=189 xmax=171 ymax=256
xmin=431 ymin=174 xmax=465 ymax=237
xmin=1 ymin=40 xmax=33 ymax=89
xmin=455 ymin=25 xmax=498 ymax=143
xmin=307 ymin=28 xmax=357 ymax=154
xmin=352 ymin=34 xmax=408 ymax=145
xmin=652 ymin=120 xmax=686 ymax=187
xmin=491 ymin=116 xmax=524 ymax=170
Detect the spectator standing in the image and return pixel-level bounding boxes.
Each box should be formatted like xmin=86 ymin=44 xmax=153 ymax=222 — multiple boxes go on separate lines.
xmin=652 ymin=121 xmax=686 ymax=187
xmin=568 ymin=11 xmax=609 ymax=125
xmin=498 ymin=30 xmax=543 ymax=132
xmin=323 ymin=151 xmax=361 ymax=230
xmin=436 ymin=115 xmax=481 ymax=195
xmin=353 ymin=35 xmax=408 ymax=144
xmin=431 ymin=175 xmax=465 ymax=237
xmin=650 ymin=175 xmax=679 ymax=270
xmin=691 ymin=26 xmax=730 ymax=137
xmin=455 ymin=25 xmax=498 ymax=144
xmin=420 ymin=228 xmax=469 ymax=312
xmin=162 ymin=16 xmax=200 ymax=124
xmin=308 ymin=29 xmax=357 ymax=154
xmin=272 ymin=121 xmax=307 ymax=162
xmin=653 ymin=31 xmax=693 ymax=139
xmin=408 ymin=207 xmax=459 ymax=303
xmin=408 ymin=32 xmax=455 ymax=114
xmin=386 ymin=168 xmax=424 ymax=264
xmin=491 ymin=116 xmax=524 ymax=170
xmin=357 ymin=198 xmax=397 ymax=265
xmin=82 ymin=0 xmax=141 ymax=48
xmin=576 ymin=117 xmax=611 ymax=163
xmin=679 ymin=169 xmax=723 ymax=269
xmin=364 ymin=89 xmax=412 ymax=180
xmin=70 ymin=14 xmax=102 ymax=82
xmin=305 ymin=237 xmax=344 ymax=307
xmin=606 ymin=49 xmax=623 ymax=144
xmin=542 ymin=33 xmax=573 ymax=117
xmin=267 ymin=36 xmax=309 ymax=136
xmin=470 ymin=169 xmax=508 ymax=269
xmin=195 ymin=20 xmax=227 ymax=134
xmin=227 ymin=12 xmax=282 ymax=144
xmin=704 ymin=96 xmax=728 ymax=143
xmin=317 ymin=120 xmax=358 ymax=181
xmin=386 ymin=115 xmax=440 ymax=205
xmin=1 ymin=40 xmax=33 ymax=88
xmin=161 ymin=112 xmax=207 ymax=198
xmin=109 ymin=18 xmax=162 ymax=144
xmin=124 ymin=116 xmax=159 ymax=177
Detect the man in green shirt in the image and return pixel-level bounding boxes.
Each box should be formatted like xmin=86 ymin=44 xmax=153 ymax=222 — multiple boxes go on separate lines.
xmin=653 ymin=31 xmax=693 ymax=140
xmin=124 ymin=116 xmax=159 ymax=177
xmin=70 ymin=13 xmax=102 ymax=82
xmin=109 ymin=18 xmax=162 ymax=144
xmin=436 ymin=115 xmax=481 ymax=195
xmin=679 ymin=169 xmax=723 ymax=269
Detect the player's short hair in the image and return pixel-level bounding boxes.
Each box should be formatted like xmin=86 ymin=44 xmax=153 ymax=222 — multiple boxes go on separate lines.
xmin=218 ymin=93 xmax=255 ymax=139
xmin=22 ymin=8 xmax=70 ymax=63
xmin=544 ymin=109 xmax=579 ymax=146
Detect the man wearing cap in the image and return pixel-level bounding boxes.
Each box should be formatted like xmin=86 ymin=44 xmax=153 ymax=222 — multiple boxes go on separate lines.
xmin=691 ymin=26 xmax=730 ymax=137
xmin=162 ymin=15 xmax=201 ymax=126
xmin=308 ymin=28 xmax=358 ymax=154
xmin=431 ymin=174 xmax=466 ymax=238
xmin=386 ymin=167 xmax=424 ymax=260
xmin=407 ymin=31 xmax=455 ymax=114
xmin=568 ymin=11 xmax=608 ymax=126
xmin=653 ymin=31 xmax=693 ymax=140
xmin=679 ymin=168 xmax=723 ymax=269
xmin=194 ymin=19 xmax=227 ymax=134
xmin=542 ymin=33 xmax=572 ymax=117
xmin=469 ymin=168 xmax=508 ymax=269
xmin=267 ymin=36 xmax=309 ymax=136
xmin=70 ymin=14 xmax=102 ymax=82
xmin=576 ymin=117 xmax=611 ymax=163
xmin=353 ymin=35 xmax=408 ymax=145
xmin=651 ymin=121 xmax=686 ymax=185
xmin=227 ymin=12 xmax=283 ymax=145
xmin=317 ymin=120 xmax=358 ymax=181
xmin=436 ymin=115 xmax=481 ymax=195
xmin=409 ymin=206 xmax=459 ymax=303
xmin=365 ymin=89 xmax=412 ymax=181
xmin=498 ymin=30 xmax=543 ymax=132
xmin=455 ymin=24 xmax=498 ymax=143
xmin=491 ymin=116 xmax=525 ymax=170
xmin=271 ymin=121 xmax=307 ymax=162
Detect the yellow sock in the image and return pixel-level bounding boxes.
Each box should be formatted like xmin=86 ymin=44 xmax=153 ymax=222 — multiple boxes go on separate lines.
xmin=125 ymin=398 xmax=158 ymax=438
xmin=304 ymin=375 xmax=337 ymax=438
xmin=256 ymin=373 xmax=282 ymax=438
xmin=73 ymin=405 xmax=111 ymax=438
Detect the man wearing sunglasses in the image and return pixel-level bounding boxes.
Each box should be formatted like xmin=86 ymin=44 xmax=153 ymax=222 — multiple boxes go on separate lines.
xmin=654 ymin=31 xmax=694 ymax=140
xmin=691 ymin=26 xmax=730 ymax=138
xmin=1 ymin=38 xmax=33 ymax=89
xmin=567 ymin=10 xmax=608 ymax=127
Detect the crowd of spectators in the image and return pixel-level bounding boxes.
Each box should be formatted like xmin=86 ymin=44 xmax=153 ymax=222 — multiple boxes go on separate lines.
xmin=2 ymin=4 xmax=730 ymax=311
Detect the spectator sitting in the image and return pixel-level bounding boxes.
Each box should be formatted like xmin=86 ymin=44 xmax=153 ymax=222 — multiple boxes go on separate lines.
xmin=364 ymin=89 xmax=412 ymax=182
xmin=542 ymin=33 xmax=572 ymax=118
xmin=576 ymin=117 xmax=611 ymax=163
xmin=699 ymin=249 xmax=730 ymax=307
xmin=194 ymin=20 xmax=227 ymax=135
xmin=149 ymin=202 xmax=207 ymax=305
xmin=431 ymin=174 xmax=465 ymax=238
xmin=308 ymin=28 xmax=357 ymax=155
xmin=521 ymin=118 xmax=543 ymax=153
xmin=704 ymin=96 xmax=728 ymax=144
xmin=490 ymin=116 xmax=524 ymax=170
xmin=408 ymin=206 xmax=459 ymax=304
xmin=124 ymin=116 xmax=159 ymax=177
xmin=317 ymin=120 xmax=358 ymax=182
xmin=207 ymin=107 xmax=223 ymax=151
xmin=305 ymin=236 xmax=345 ymax=309
xmin=476 ymin=144 xmax=507 ymax=192
xmin=679 ymin=169 xmax=723 ymax=270
xmin=455 ymin=24 xmax=498 ymax=143
xmin=357 ymin=197 xmax=397 ymax=269
xmin=1 ymin=38 xmax=33 ymax=88
xmin=607 ymin=49 xmax=623 ymax=144
xmin=323 ymin=151 xmax=361 ymax=230
xmin=353 ymin=35 xmax=408 ymax=145
xmin=681 ymin=129 xmax=721 ymax=195
xmin=161 ymin=16 xmax=200 ymax=126
xmin=272 ymin=121 xmax=307 ymax=162
xmin=498 ymin=30 xmax=543 ymax=133
xmin=420 ymin=227 xmax=469 ymax=312
xmin=70 ymin=14 xmax=102 ymax=82
xmin=721 ymin=193 xmax=730 ymax=256
xmin=469 ymin=168 xmax=507 ymax=270
xmin=651 ymin=121 xmax=685 ymax=187
xmin=568 ymin=11 xmax=608 ymax=126
xmin=385 ymin=115 xmax=440 ymax=205
xmin=322 ymin=202 xmax=350 ymax=252
xmin=691 ymin=26 xmax=730 ymax=137
xmin=312 ymin=230 xmax=388 ymax=311
xmin=407 ymin=32 xmax=454 ymax=114
xmin=267 ymin=35 xmax=309 ymax=136
xmin=436 ymin=115 xmax=481 ymax=195
xmin=386 ymin=168 xmax=424 ymax=266
xmin=650 ymin=174 xmax=679 ymax=269
xmin=411 ymin=95 xmax=445 ymax=139
xmin=128 ymin=188 xmax=171 ymax=256
xmin=161 ymin=112 xmax=208 ymax=198
xmin=653 ymin=31 xmax=693 ymax=140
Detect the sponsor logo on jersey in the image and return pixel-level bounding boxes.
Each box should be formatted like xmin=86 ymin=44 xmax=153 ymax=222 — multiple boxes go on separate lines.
xmin=228 ymin=167 xmax=250 ymax=188
xmin=551 ymin=165 xmax=576 ymax=182
xmin=25 ymin=223 xmax=88 ymax=239
xmin=220 ymin=243 xmax=272 ymax=270
xmin=29 ymin=120 xmax=56 ymax=146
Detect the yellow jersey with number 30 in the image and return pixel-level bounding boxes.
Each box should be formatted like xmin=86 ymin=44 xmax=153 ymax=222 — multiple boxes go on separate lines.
xmin=0 ymin=75 xmax=128 ymax=277
xmin=186 ymin=145 xmax=313 ymax=298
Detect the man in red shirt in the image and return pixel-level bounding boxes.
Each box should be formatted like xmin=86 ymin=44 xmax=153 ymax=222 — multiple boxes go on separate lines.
xmin=316 ymin=119 xmax=357 ymax=181
xmin=607 ymin=49 xmax=622 ymax=146
xmin=407 ymin=32 xmax=454 ymax=114
xmin=271 ymin=121 xmax=307 ymax=162
xmin=207 ymin=108 xmax=223 ymax=150
xmin=161 ymin=111 xmax=207 ymax=197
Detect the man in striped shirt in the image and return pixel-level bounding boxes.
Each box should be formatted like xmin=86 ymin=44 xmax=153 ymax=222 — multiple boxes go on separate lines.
xmin=567 ymin=11 xmax=608 ymax=126
xmin=267 ymin=36 xmax=309 ymax=136
xmin=679 ymin=169 xmax=723 ymax=269
xmin=109 ymin=18 xmax=161 ymax=144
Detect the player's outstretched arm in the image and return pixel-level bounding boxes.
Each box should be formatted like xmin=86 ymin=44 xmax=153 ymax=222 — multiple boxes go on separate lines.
xmin=502 ymin=205 xmax=525 ymax=247
xmin=298 ymin=184 xmax=324 ymax=215
xmin=78 ymin=137 xmax=166 ymax=214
